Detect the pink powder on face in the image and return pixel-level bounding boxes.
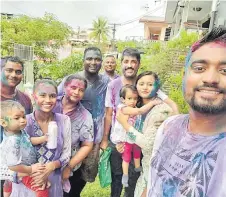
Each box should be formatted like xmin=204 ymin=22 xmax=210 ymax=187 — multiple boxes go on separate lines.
xmin=67 ymin=79 xmax=85 ymax=89
xmin=65 ymin=79 xmax=85 ymax=97
xmin=34 ymin=83 xmax=57 ymax=99
xmin=36 ymin=83 xmax=57 ymax=95
xmin=192 ymin=40 xmax=226 ymax=52
xmin=208 ymin=41 xmax=226 ymax=48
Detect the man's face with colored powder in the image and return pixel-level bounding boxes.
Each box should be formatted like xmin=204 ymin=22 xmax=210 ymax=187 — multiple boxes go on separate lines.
xmin=183 ymin=42 xmax=226 ymax=114
xmin=1 ymin=61 xmax=23 ymax=87
xmin=84 ymin=50 xmax=102 ymax=74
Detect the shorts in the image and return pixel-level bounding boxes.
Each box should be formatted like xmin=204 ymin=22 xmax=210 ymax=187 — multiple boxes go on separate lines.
xmin=80 ymin=143 xmax=100 ymax=182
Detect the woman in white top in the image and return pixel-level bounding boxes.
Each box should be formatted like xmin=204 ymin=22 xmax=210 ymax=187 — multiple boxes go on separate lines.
xmin=116 ymin=71 xmax=177 ymax=197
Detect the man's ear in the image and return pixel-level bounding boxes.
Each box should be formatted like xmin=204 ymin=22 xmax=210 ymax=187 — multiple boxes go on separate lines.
xmin=0 ymin=118 xmax=8 ymax=128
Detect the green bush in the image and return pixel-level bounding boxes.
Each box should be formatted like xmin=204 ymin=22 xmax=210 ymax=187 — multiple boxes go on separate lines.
xmin=167 ymin=69 xmax=189 ymax=114
xmin=37 ymin=53 xmax=83 ymax=83
xmin=116 ymin=41 xmax=138 ymax=53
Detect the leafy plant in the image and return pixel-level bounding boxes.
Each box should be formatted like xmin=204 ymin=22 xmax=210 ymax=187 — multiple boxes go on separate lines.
xmin=167 ymin=69 xmax=189 ymax=113
xmin=1 ymin=13 xmax=72 ymax=58
xmin=37 ymin=53 xmax=83 ymax=83
xmin=89 ymin=17 xmax=110 ymax=44
xmin=116 ymin=41 xmax=138 ymax=53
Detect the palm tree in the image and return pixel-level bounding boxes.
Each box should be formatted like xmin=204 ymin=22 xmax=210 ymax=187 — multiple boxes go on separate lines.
xmin=89 ymin=17 xmax=110 ymax=44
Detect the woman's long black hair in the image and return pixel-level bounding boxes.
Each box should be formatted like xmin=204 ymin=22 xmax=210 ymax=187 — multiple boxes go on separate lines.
xmin=135 ymin=71 xmax=160 ymax=107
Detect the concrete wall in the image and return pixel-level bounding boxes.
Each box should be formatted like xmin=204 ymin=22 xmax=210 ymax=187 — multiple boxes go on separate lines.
xmin=214 ymin=1 xmax=226 ymax=27
xmin=144 ymin=25 xmax=150 ymax=39
xmin=160 ymin=27 xmax=167 ymax=41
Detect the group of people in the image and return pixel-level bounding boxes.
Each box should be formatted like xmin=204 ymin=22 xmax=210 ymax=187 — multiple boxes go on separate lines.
xmin=0 ymin=26 xmax=225 ymax=197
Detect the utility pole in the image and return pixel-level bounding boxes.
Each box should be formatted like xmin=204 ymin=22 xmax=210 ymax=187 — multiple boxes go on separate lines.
xmin=109 ymin=23 xmax=121 ymax=52
xmin=77 ymin=26 xmax=80 ymax=39
xmin=209 ymin=0 xmax=218 ymax=32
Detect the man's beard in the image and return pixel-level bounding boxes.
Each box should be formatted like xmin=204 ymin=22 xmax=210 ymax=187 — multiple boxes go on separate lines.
xmin=187 ymin=94 xmax=226 ymax=115
xmin=123 ymin=67 xmax=136 ymax=79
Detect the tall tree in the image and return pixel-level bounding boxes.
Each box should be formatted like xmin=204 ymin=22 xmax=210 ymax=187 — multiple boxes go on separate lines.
xmin=89 ymin=17 xmax=110 ymax=44
xmin=1 ymin=13 xmax=73 ymax=58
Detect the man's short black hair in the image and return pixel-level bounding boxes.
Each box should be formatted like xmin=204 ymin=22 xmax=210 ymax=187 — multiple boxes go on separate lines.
xmin=83 ymin=47 xmax=102 ymax=59
xmin=121 ymin=48 xmax=141 ymax=63
xmin=191 ymin=27 xmax=226 ymax=52
xmin=186 ymin=27 xmax=226 ymax=67
xmin=1 ymin=56 xmax=24 ymax=70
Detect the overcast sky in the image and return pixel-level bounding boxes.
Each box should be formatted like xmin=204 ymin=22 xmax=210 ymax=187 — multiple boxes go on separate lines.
xmin=1 ymin=0 xmax=164 ymax=40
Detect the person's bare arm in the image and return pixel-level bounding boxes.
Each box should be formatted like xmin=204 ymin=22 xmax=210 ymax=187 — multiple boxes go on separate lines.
xmin=30 ymin=136 xmax=47 ymax=145
xmin=69 ymin=141 xmax=93 ymax=168
xmin=121 ymin=99 xmax=162 ymax=116
xmin=9 ymin=163 xmax=45 ymax=174
xmin=62 ymin=141 xmax=93 ymax=180
xmin=100 ymin=107 xmax=113 ymax=149
xmin=9 ymin=165 xmax=32 ymax=174
xmin=163 ymin=98 xmax=179 ymax=115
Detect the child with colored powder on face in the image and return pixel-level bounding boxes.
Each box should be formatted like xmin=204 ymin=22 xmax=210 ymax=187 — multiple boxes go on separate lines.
xmin=110 ymin=85 xmax=162 ymax=187
xmin=0 ymin=100 xmax=50 ymax=197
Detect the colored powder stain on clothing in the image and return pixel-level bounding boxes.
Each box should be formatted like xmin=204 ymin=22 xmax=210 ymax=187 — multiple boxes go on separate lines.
xmin=147 ymin=115 xmax=226 ymax=197
xmin=127 ymin=132 xmax=136 ymax=143
xmin=57 ymin=71 xmax=109 ymax=143
xmin=134 ymin=114 xmax=146 ymax=133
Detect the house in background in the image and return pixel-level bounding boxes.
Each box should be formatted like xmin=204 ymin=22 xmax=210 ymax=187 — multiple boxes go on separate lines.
xmin=139 ymin=1 xmax=171 ymax=41
xmin=69 ymin=28 xmax=94 ymax=46
xmin=139 ymin=16 xmax=171 ymax=41
xmin=164 ymin=0 xmax=226 ymax=39
xmin=140 ymin=0 xmax=226 ymax=41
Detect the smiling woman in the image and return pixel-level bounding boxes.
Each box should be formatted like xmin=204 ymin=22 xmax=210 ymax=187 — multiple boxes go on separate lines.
xmin=10 ymin=79 xmax=72 ymax=197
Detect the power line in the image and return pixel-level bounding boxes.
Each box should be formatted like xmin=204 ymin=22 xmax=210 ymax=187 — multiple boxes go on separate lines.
xmin=109 ymin=23 xmax=121 ymax=40
xmin=5 ymin=2 xmax=32 ymax=17
xmin=119 ymin=3 xmax=164 ymax=26
xmin=107 ymin=3 xmax=164 ymax=44
xmin=109 ymin=23 xmax=121 ymax=51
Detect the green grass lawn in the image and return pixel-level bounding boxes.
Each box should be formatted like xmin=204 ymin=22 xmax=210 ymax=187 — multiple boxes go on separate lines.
xmin=81 ymin=177 xmax=110 ymax=197
xmin=81 ymin=177 xmax=124 ymax=197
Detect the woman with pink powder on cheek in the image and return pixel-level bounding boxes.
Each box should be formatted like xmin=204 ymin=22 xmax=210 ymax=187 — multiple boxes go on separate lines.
xmin=53 ymin=74 xmax=94 ymax=197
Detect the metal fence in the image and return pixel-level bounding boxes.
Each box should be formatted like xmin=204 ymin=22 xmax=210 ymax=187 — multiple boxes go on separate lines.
xmin=14 ymin=43 xmax=34 ymax=61
xmin=14 ymin=44 xmax=34 ymax=87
